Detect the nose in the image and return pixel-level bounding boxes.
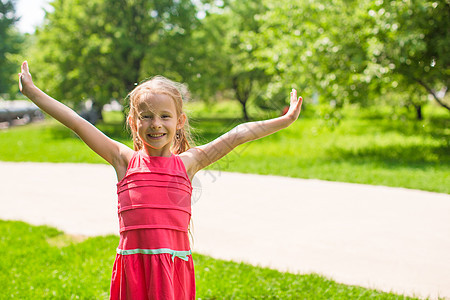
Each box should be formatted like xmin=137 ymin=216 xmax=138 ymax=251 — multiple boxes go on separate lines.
xmin=150 ymin=117 xmax=162 ymax=129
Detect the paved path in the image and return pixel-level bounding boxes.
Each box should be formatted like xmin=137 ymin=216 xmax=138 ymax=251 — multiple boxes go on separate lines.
xmin=1 ymin=161 xmax=449 ymax=299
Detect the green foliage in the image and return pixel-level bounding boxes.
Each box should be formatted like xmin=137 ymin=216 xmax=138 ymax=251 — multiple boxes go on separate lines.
xmin=0 ymin=220 xmax=419 ymax=299
xmin=246 ymin=0 xmax=449 ymax=119
xmin=21 ymin=0 xmax=449 ymax=121
xmin=30 ymin=0 xmax=199 ymax=108
xmin=0 ymin=0 xmax=23 ymax=97
xmin=190 ymin=0 xmax=274 ymax=120
xmin=365 ymin=0 xmax=450 ymax=111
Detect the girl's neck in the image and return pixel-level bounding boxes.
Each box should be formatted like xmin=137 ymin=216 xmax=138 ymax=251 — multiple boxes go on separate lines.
xmin=141 ymin=147 xmax=173 ymax=158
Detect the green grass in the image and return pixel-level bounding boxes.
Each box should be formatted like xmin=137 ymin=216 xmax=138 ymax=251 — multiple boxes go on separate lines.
xmin=0 ymin=101 xmax=448 ymax=193
xmin=0 ymin=220 xmax=421 ymax=299
xmin=201 ymin=116 xmax=449 ymax=194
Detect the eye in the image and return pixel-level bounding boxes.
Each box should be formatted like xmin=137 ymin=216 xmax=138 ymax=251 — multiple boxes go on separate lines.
xmin=162 ymin=115 xmax=171 ymax=119
xmin=139 ymin=115 xmax=151 ymax=120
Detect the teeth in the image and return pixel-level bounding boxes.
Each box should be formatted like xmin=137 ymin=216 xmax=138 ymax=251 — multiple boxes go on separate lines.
xmin=149 ymin=133 xmax=165 ymax=137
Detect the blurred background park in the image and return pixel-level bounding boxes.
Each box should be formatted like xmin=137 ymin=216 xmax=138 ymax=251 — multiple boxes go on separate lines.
xmin=0 ymin=0 xmax=449 ymax=298
xmin=1 ymin=0 xmax=449 ymax=192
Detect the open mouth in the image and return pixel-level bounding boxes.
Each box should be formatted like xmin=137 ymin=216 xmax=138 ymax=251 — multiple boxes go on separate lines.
xmin=147 ymin=133 xmax=166 ymax=139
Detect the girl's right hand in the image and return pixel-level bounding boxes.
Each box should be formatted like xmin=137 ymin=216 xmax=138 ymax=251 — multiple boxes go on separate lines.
xmin=283 ymin=88 xmax=303 ymax=123
xmin=18 ymin=61 xmax=35 ymax=97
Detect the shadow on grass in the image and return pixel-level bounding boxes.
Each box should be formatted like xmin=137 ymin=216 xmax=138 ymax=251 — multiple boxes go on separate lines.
xmin=328 ymin=111 xmax=450 ymax=168
xmin=97 ymin=122 xmax=130 ymax=140
xmin=326 ymin=143 xmax=450 ymax=169
xmin=353 ymin=109 xmax=450 ymax=141
xmin=375 ymin=119 xmax=450 ymax=142
xmin=187 ymin=117 xmax=246 ymax=144
xmin=44 ymin=123 xmax=77 ymax=140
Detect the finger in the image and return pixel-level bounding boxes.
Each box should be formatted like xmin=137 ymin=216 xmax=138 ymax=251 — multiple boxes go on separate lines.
xmin=22 ymin=61 xmax=29 ymax=73
xmin=291 ymin=89 xmax=297 ymax=102
xmin=298 ymin=97 xmax=303 ymax=111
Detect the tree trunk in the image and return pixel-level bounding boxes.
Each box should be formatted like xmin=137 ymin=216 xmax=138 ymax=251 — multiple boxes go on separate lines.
xmin=232 ymin=76 xmax=252 ymax=121
xmin=241 ymin=102 xmax=249 ymax=121
xmin=414 ymin=104 xmax=423 ymax=121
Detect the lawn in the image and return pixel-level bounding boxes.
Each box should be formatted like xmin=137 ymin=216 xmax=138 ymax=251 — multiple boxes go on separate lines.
xmin=0 ymin=220 xmax=421 ymax=299
xmin=0 ymin=101 xmax=448 ymax=193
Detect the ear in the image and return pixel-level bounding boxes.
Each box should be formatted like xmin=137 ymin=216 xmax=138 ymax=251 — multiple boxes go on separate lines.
xmin=177 ymin=113 xmax=186 ymax=130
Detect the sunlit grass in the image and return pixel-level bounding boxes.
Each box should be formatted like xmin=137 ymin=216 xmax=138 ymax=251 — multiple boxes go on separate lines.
xmin=0 ymin=220 xmax=420 ymax=299
xmin=208 ymin=117 xmax=449 ymax=193
xmin=191 ymin=102 xmax=449 ymax=193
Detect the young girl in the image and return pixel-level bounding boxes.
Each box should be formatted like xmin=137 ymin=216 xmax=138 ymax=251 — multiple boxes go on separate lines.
xmin=18 ymin=61 xmax=302 ymax=300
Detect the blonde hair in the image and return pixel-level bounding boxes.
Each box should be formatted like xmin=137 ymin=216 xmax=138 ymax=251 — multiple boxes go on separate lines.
xmin=126 ymin=76 xmax=194 ymax=154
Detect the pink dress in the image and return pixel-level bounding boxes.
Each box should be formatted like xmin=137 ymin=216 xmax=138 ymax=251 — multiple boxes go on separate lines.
xmin=110 ymin=150 xmax=195 ymax=300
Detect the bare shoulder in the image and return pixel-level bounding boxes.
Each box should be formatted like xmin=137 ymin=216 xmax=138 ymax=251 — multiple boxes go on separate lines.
xmin=178 ymin=147 xmax=205 ymax=182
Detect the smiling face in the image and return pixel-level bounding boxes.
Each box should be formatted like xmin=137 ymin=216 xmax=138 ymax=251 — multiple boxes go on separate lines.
xmin=133 ymin=93 xmax=185 ymax=157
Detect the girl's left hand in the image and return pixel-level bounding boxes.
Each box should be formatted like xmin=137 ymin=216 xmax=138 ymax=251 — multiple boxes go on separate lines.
xmin=18 ymin=61 xmax=35 ymax=97
xmin=284 ymin=89 xmax=303 ymax=122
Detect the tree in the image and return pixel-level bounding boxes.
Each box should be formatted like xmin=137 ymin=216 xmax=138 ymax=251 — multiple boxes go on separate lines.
xmin=365 ymin=0 xmax=450 ymax=117
xmin=177 ymin=7 xmax=229 ymax=104
xmin=31 ymin=0 xmax=199 ymax=122
xmin=0 ymin=0 xmax=23 ymax=97
xmin=191 ymin=0 xmax=272 ymax=121
xmin=246 ymin=0 xmax=450 ymax=120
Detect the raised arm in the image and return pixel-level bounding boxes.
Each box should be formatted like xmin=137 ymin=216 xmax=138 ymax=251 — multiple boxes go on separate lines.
xmin=18 ymin=61 xmax=133 ymax=171
xmin=181 ymin=89 xmax=303 ymax=177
